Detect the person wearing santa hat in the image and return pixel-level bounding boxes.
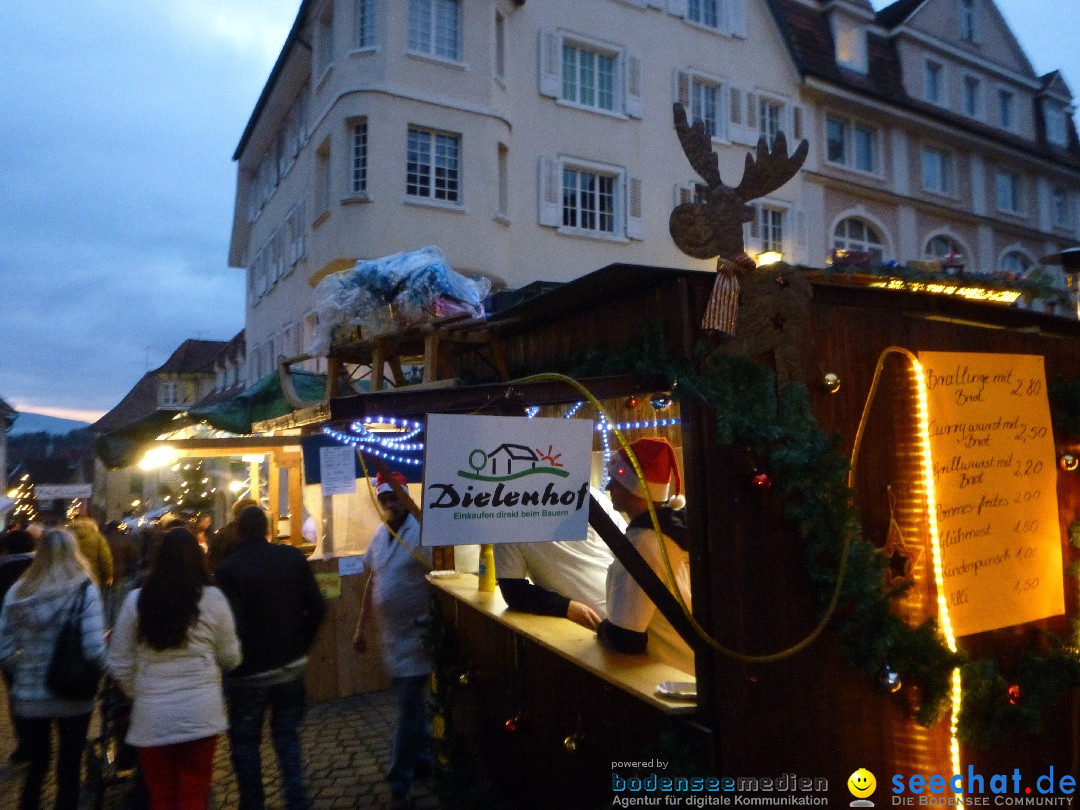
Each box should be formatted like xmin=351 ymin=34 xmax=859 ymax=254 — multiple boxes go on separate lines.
xmin=597 ymin=437 xmax=694 ymax=675
xmin=352 ymin=471 xmax=434 ymax=810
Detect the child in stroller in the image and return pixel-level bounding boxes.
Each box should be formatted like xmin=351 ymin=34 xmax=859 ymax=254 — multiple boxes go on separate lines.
xmin=84 ymin=675 xmax=146 ymax=810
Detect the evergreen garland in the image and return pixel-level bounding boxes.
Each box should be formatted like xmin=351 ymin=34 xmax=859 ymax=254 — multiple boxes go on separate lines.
xmin=565 ymin=325 xmax=1080 ymax=745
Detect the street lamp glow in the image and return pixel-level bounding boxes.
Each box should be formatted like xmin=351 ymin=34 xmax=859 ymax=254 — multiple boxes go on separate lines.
xmin=139 ymin=446 xmax=180 ymax=470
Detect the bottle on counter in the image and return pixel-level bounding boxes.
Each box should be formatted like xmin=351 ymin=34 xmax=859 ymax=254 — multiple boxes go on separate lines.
xmin=477 ymin=543 xmax=497 ymax=592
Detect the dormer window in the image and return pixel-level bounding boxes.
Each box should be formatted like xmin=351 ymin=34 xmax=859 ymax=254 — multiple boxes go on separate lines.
xmin=832 ymin=13 xmax=868 ymax=74
xmin=925 ymin=60 xmax=944 ymax=106
xmin=998 ymin=89 xmax=1015 ymax=130
xmin=1046 ymin=101 xmax=1071 ymax=148
xmin=958 ymin=0 xmax=978 ymax=43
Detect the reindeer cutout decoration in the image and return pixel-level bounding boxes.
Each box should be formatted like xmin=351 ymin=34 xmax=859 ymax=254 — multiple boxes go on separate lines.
xmin=669 ymin=102 xmax=808 ymax=336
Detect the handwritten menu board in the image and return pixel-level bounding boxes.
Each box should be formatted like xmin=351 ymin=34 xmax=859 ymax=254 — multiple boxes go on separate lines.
xmin=920 ymin=352 xmax=1065 ymax=637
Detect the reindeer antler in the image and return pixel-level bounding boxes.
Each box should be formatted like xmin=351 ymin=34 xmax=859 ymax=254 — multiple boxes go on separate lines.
xmin=673 ymin=103 xmax=722 ymax=189
xmin=735 ymin=131 xmax=809 ymax=203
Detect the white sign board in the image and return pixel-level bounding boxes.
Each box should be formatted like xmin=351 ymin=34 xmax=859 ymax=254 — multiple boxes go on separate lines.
xmin=421 ymin=414 xmax=593 ymax=546
xmin=319 ymin=446 xmax=358 ymax=496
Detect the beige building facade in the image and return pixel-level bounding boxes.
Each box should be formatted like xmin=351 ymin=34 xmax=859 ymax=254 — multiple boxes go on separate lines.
xmin=230 ymin=0 xmax=1080 ymax=387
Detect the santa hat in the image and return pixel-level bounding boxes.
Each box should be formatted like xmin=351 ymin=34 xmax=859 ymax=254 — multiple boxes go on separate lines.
xmin=376 ymin=471 xmax=408 ymax=496
xmin=607 ymin=437 xmax=686 ymax=509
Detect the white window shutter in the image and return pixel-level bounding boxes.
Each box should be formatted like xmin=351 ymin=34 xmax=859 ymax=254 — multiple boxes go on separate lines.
xmin=744 ymin=91 xmax=759 ymax=145
xmin=538 ymin=30 xmax=560 ymax=98
xmin=626 ymin=176 xmax=644 ymax=239
xmin=792 ymin=104 xmax=804 ymax=141
xmin=668 ymin=0 xmax=688 ymax=18
xmin=795 ymin=208 xmax=806 ymax=247
xmin=674 ymin=69 xmax=691 ymax=109
xmin=673 ymin=183 xmax=695 ymax=207
xmin=745 ymin=203 xmax=761 ymax=251
xmin=625 ymin=54 xmax=643 ymax=118
xmin=728 ymin=0 xmax=747 ymax=37
xmin=538 ymin=157 xmax=561 ymax=226
xmin=729 ymin=86 xmax=748 ymax=144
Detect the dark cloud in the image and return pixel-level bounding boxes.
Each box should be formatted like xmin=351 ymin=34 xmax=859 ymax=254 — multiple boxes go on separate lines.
xmin=0 ymin=0 xmax=293 ymax=414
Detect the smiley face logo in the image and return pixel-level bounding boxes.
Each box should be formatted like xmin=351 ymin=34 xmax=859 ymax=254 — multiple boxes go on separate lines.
xmin=847 ymin=768 xmax=877 ymax=799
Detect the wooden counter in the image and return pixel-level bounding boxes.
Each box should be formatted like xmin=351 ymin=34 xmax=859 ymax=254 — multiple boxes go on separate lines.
xmin=429 ymin=572 xmax=709 ymax=809
xmin=429 ymin=572 xmax=696 ymax=715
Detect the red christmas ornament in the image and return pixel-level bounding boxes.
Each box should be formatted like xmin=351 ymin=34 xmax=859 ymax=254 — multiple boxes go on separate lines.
xmin=751 ymin=472 xmax=773 ymax=491
xmin=625 ymin=396 xmax=639 ymax=408
xmin=1008 ymin=684 xmax=1021 ymax=705
xmin=505 ymin=714 xmax=522 ymax=733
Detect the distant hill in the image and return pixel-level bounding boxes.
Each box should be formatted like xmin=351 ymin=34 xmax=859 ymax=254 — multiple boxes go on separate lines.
xmin=10 ymin=412 xmax=91 ymax=436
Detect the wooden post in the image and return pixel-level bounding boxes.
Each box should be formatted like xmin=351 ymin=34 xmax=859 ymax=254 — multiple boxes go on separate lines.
xmin=287 ymin=458 xmax=303 ymax=544
xmin=249 ymin=460 xmax=261 ymax=506
xmin=268 ymin=453 xmax=280 ymax=535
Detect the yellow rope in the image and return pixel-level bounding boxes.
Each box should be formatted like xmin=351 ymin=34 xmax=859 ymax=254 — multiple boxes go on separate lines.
xmin=354 ymin=448 xmax=433 ymax=571
xmin=513 ymin=372 xmax=863 ymax=663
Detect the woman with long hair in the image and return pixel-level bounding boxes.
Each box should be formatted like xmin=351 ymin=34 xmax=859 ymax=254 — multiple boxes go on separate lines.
xmin=0 ymin=527 xmax=107 ymax=810
xmin=108 ymin=527 xmax=241 ymax=810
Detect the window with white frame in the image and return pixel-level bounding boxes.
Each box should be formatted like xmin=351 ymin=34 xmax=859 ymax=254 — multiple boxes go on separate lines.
xmin=315 ymin=141 xmax=332 ymax=214
xmin=996 ymin=170 xmax=1023 ymax=214
xmin=314 ymin=3 xmax=334 ymax=79
xmin=825 ymin=116 xmax=878 ymax=173
xmin=539 ymin=31 xmax=641 ymax=119
xmin=407 ymin=126 xmax=461 ymax=203
xmin=833 ymin=217 xmax=884 ymax=263
xmin=538 ymin=156 xmax=640 ymax=239
xmin=925 ymin=60 xmax=944 ymax=105
xmin=356 ymin=0 xmax=376 ymax=49
xmin=925 ymin=234 xmax=963 ymax=259
xmin=759 ymin=97 xmax=783 ymax=148
xmin=692 ymin=78 xmax=724 ymax=138
xmin=409 ymin=0 xmax=461 ymax=61
xmin=958 ymin=0 xmax=977 ymax=43
xmin=495 ymin=12 xmax=506 ymax=80
xmin=497 ymin=143 xmax=509 ymax=217
xmin=562 ymin=41 xmax=616 ymax=112
xmin=562 ymin=166 xmax=616 ymax=234
xmin=350 ymin=120 xmax=368 ymax=195
xmin=922 ymin=146 xmax=952 ymax=194
xmin=998 ymin=89 xmax=1014 ymax=130
xmin=1046 ymin=101 xmax=1070 ymax=148
xmin=1000 ymin=250 xmax=1033 ymax=275
xmin=1053 ymin=187 xmax=1071 ymax=229
xmin=963 ymin=75 xmax=981 ymax=118
xmin=688 ymin=0 xmax=721 ymax=30
xmin=752 ymin=205 xmax=784 ymax=253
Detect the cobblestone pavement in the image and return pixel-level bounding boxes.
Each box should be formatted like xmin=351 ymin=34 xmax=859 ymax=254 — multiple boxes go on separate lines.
xmin=0 ymin=687 xmax=442 ymax=810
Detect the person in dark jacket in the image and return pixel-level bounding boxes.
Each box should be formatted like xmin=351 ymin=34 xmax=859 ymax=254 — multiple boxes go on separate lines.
xmin=214 ymin=506 xmax=325 ymax=810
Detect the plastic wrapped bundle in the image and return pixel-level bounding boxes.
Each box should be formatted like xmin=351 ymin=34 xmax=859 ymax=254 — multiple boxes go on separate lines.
xmin=309 ymin=246 xmax=491 ymax=355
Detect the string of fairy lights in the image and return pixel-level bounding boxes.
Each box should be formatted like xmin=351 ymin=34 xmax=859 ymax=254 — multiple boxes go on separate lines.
xmin=320 ymin=398 xmax=681 ymax=476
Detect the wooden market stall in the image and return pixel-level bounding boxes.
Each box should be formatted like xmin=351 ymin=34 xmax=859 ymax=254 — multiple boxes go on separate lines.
xmin=270 ymin=262 xmax=1080 ymax=806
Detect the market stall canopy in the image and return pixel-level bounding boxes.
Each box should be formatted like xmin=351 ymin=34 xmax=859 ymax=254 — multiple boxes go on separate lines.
xmin=94 ymin=409 xmax=194 ymax=470
xmin=188 ymin=369 xmax=327 ymax=435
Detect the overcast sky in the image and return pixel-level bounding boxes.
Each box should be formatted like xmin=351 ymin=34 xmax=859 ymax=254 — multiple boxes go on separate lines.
xmin=0 ymin=0 xmax=1077 ymax=424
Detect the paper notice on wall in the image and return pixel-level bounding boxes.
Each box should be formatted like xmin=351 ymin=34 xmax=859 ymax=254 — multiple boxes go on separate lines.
xmin=320 ymin=445 xmax=358 ymax=496
xmin=920 ymin=352 xmax=1065 ymax=637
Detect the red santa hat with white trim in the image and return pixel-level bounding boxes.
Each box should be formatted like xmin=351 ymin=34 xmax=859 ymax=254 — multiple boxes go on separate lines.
xmin=606 ymin=437 xmax=686 ymax=509
xmin=375 ymin=470 xmax=409 ymax=495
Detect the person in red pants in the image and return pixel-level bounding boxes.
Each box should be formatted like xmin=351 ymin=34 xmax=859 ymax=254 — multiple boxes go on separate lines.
xmin=108 ymin=528 xmax=242 ymax=809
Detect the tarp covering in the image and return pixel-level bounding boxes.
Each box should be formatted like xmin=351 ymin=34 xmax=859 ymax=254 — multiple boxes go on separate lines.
xmin=187 ymin=370 xmax=327 ymax=435
xmin=93 ymin=409 xmax=194 ymax=470
xmin=94 ymin=370 xmax=328 ymax=469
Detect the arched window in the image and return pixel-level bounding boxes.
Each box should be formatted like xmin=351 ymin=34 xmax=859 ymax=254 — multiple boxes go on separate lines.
xmin=832 ymin=217 xmax=884 ymax=263
xmin=1000 ymin=250 xmax=1033 ymax=275
xmin=925 ymin=234 xmax=963 ymax=259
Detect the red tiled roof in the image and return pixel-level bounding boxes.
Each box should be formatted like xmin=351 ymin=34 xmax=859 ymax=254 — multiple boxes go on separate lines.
xmin=153 ymin=339 xmax=230 ymax=375
xmin=90 ymin=373 xmax=159 ymax=434
xmin=764 ymin=0 xmax=1080 ymax=168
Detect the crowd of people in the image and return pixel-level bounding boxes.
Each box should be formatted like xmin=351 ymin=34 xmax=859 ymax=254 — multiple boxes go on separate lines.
xmin=0 ymin=435 xmax=692 ymax=810
xmin=0 ymin=505 xmax=325 ymax=810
